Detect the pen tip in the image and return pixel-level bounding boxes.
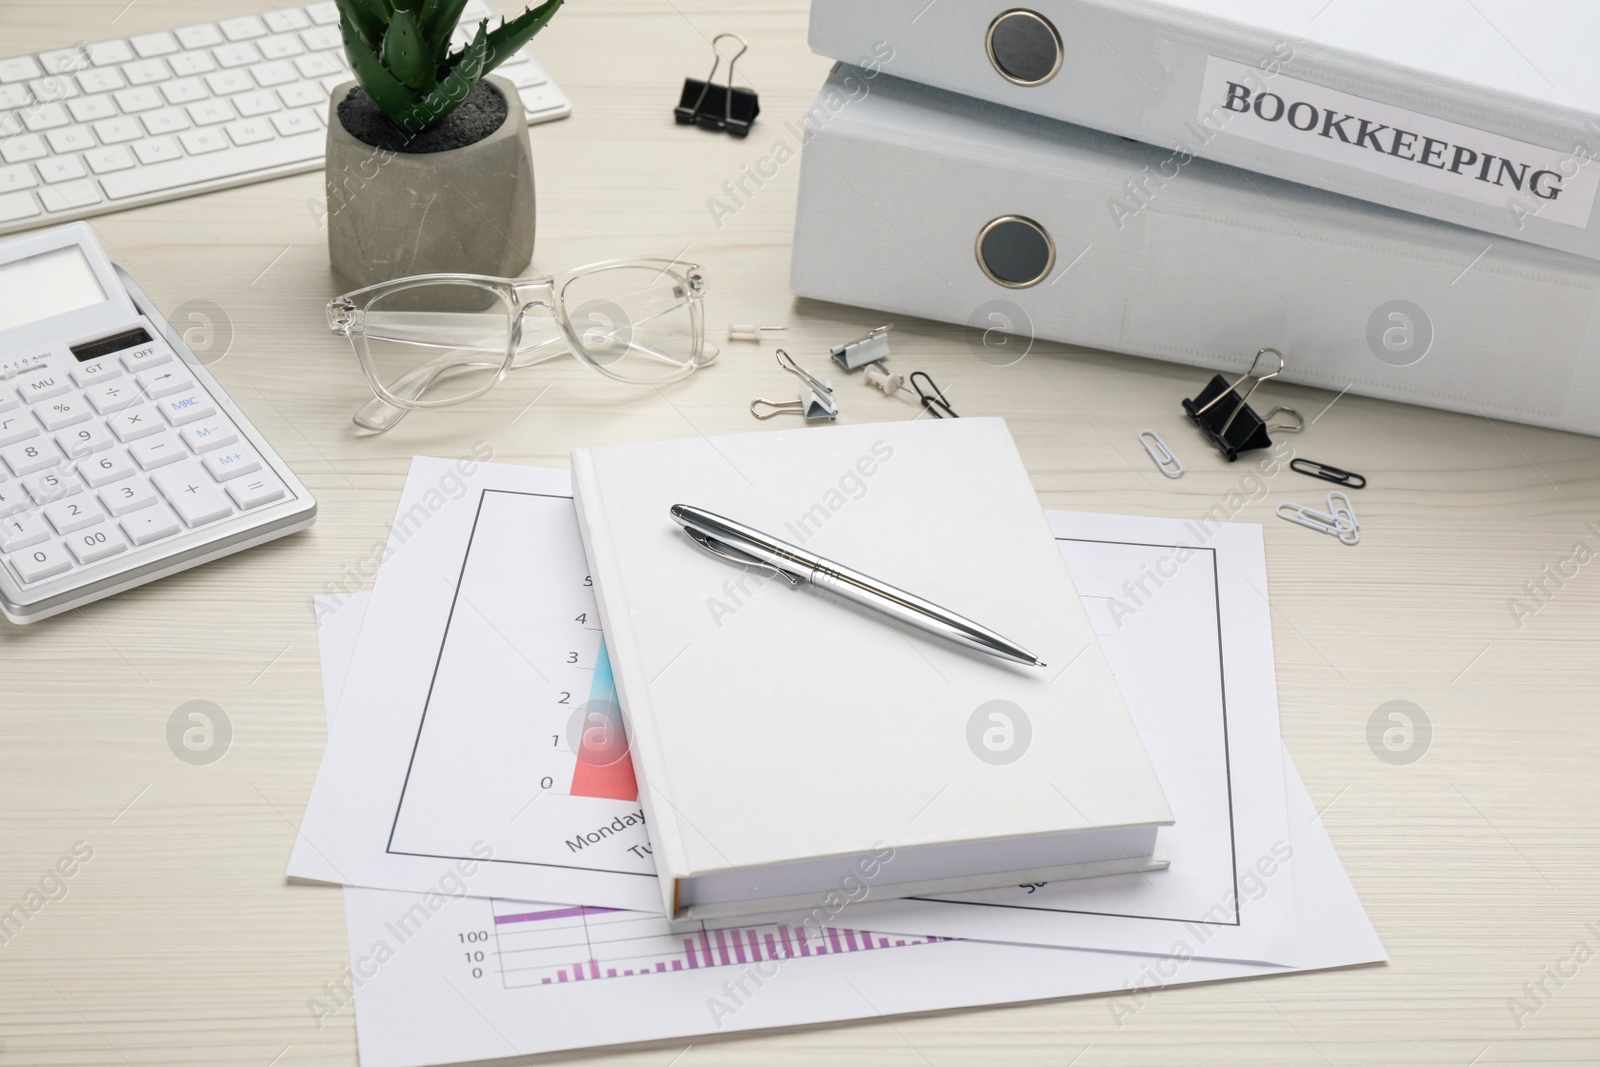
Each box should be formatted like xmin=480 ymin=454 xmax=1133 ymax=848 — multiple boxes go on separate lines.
xmin=1034 ymin=659 xmax=1047 ymax=668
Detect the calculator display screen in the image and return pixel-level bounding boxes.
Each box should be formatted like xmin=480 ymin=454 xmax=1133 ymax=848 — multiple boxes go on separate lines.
xmin=0 ymin=246 xmax=108 ymax=333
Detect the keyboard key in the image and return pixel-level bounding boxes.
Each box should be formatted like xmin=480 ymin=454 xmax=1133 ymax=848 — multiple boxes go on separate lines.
xmin=277 ymin=81 xmax=325 ymax=109
xmin=187 ymin=98 xmax=235 ymax=126
xmin=107 ymin=404 xmax=163 ymax=442
xmin=130 ymin=32 xmax=181 ymax=59
xmin=160 ymin=77 xmax=207 ymax=105
xmin=81 ymin=449 xmax=135 ymax=487
xmin=100 ymin=129 xmax=323 ymax=199
xmin=250 ymin=60 xmax=297 ymax=88
xmin=291 ymin=53 xmax=338 ymax=80
xmin=45 ymin=495 xmax=104 ymax=534
xmin=28 ymin=74 xmax=78 ymax=102
xmin=258 ymin=34 xmax=305 ymax=60
xmin=36 ymin=393 xmax=92 ymax=430
xmin=70 ymin=360 xmax=120 ymax=389
xmin=232 ymin=89 xmax=280 ymax=117
xmin=1 ymin=135 xmax=46 ymax=163
xmin=93 ymin=116 xmax=144 ymax=144
xmin=221 ymin=15 xmax=269 ymax=41
xmin=67 ymin=523 xmax=127 ymax=565
xmin=226 ymin=472 xmax=285 ymax=510
xmin=0 ymin=57 xmax=43 ymax=84
xmin=77 ymin=67 xmax=125 ymax=95
xmin=84 ymin=146 xmax=136 ymax=175
xmin=271 ymin=107 xmax=319 ymax=136
xmin=0 ymin=391 xmax=16 ymax=412
xmin=136 ymin=366 xmax=193 ymax=398
xmin=37 ymin=179 xmax=102 ymax=212
xmin=85 ymin=379 xmax=138 ymax=414
xmin=118 ymin=340 xmax=172 ymax=372
xmin=0 ymin=189 xmax=39 ymax=222
xmin=120 ymin=501 xmax=181 ymax=544
xmin=264 ymin=9 xmax=311 ymax=32
xmin=0 ymin=511 xmax=51 ymax=553
xmin=10 ymin=539 xmax=72 ymax=581
xmin=16 ymin=369 xmax=69 ymax=402
xmin=204 ymin=69 xmax=255 ymax=95
xmin=142 ymin=107 xmax=191 ymax=136
xmin=122 ymin=59 xmax=172 ymax=86
xmin=302 ymin=26 xmax=342 ymax=51
xmin=157 ymin=391 xmax=216 ymax=426
xmin=0 ymin=409 xmax=39 ymax=445
xmin=23 ymin=103 xmax=70 ymax=131
xmin=56 ymin=421 xmax=115 ymax=459
xmin=113 ymin=86 xmax=164 ymax=113
xmin=68 ymin=93 xmax=120 ymax=122
xmin=22 ymin=466 xmax=82 ymax=504
xmin=225 ymin=117 xmax=274 ymax=146
xmin=0 ymin=84 xmax=28 ymax=109
xmin=168 ymin=51 xmax=217 ymax=78
xmin=202 ymin=446 xmax=260 ymax=480
xmin=153 ymin=460 xmax=233 ymax=526
xmin=214 ymin=43 xmax=263 ymax=69
xmin=175 ymin=24 xmax=225 ymax=50
xmin=180 ymin=418 xmax=238 ymax=453
xmin=178 ymin=127 xmax=228 ymax=155
xmin=36 ymin=156 xmax=88 ymax=183
xmin=44 ymin=124 xmax=96 ymax=153
xmin=88 ymin=40 xmax=135 ymax=67
xmin=3 ymin=437 xmax=64 ymax=475
xmin=100 ymin=477 xmax=157 ymax=515
xmin=130 ymin=433 xmax=186 ymax=470
xmin=131 ymin=136 xmax=182 ymax=165
xmin=0 ymin=482 xmax=30 ymax=515
xmin=306 ymin=3 xmax=341 ymax=26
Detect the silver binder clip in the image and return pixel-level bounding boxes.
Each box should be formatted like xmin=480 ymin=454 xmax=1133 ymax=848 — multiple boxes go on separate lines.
xmin=750 ymin=349 xmax=838 ymax=421
xmin=1138 ymin=429 xmax=1183 ymax=479
xmin=830 ymin=324 xmax=893 ymax=371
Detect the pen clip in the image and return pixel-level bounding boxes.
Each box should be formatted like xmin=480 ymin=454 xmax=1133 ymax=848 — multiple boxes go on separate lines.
xmin=685 ymin=529 xmax=801 ymax=586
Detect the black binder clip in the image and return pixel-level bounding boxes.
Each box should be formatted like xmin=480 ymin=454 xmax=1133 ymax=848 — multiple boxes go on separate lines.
xmin=675 ymin=33 xmax=759 ymax=138
xmin=1182 ymin=347 xmax=1303 ymax=461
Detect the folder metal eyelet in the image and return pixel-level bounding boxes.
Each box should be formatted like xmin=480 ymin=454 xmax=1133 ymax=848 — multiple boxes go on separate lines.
xmin=985 ymin=9 xmax=1065 ymax=87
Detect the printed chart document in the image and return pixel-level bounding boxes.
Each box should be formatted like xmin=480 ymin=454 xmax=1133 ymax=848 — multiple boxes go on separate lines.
xmin=313 ymin=590 xmax=1384 ymax=1067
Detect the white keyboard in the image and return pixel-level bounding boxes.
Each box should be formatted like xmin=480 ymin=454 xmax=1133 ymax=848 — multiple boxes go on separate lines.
xmin=0 ymin=0 xmax=571 ymax=236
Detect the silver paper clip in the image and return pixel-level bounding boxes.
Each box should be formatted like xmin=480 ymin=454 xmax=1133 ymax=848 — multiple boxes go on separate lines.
xmin=750 ymin=349 xmax=838 ymax=421
xmin=1138 ymin=429 xmax=1184 ymax=478
xmin=830 ymin=325 xmax=893 ymax=371
xmin=1276 ymin=492 xmax=1359 ymax=545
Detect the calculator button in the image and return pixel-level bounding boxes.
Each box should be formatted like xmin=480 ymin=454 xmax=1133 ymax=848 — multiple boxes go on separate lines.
xmin=120 ymin=501 xmax=181 ymax=545
xmin=45 ymin=495 xmax=103 ymax=534
xmin=156 ymin=391 xmax=216 ymax=426
xmin=202 ymin=446 xmax=259 ymax=481
xmin=180 ymin=418 xmax=238 ymax=453
xmin=15 ymin=369 xmax=70 ymax=403
xmin=67 ymin=523 xmax=127 ymax=565
xmin=80 ymin=450 xmax=136 ymax=487
xmin=57 ymin=422 xmax=115 ymax=459
xmin=0 ymin=392 xmax=17 ymax=413
xmin=0 ymin=410 xmax=39 ymax=445
xmin=152 ymin=460 xmax=233 ymax=526
xmin=130 ymin=433 xmax=186 ymax=470
xmin=71 ymin=359 xmax=122 ymax=388
xmin=35 ymin=393 xmax=92 ymax=431
xmin=99 ymin=477 xmax=158 ymax=515
xmin=226 ymin=472 xmax=285 ymax=510
xmin=107 ymin=404 xmax=163 ymax=441
xmin=21 ymin=467 xmax=82 ymax=505
xmin=137 ymin=366 xmax=194 ymax=398
xmin=86 ymin=379 xmax=139 ymax=414
xmin=0 ymin=482 xmax=30 ymax=515
xmin=2 ymin=438 xmax=64 ymax=475
xmin=0 ymin=511 xmax=50 ymax=552
xmin=10 ymin=539 xmax=71 ymax=582
xmin=118 ymin=340 xmax=173 ymax=372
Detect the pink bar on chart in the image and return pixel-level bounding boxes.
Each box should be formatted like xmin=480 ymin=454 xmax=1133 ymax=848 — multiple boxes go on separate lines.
xmin=607 ymin=969 xmax=617 ymax=977
xmin=558 ymin=971 xmax=569 ymax=982
xmin=895 ymin=940 xmax=906 ymax=946
xmin=779 ymin=925 xmax=795 ymax=958
xmin=878 ymin=938 xmax=889 ymax=948
xmin=732 ymin=929 xmax=747 ymax=964
xmin=541 ymin=978 xmax=552 ymax=985
xmin=671 ymin=961 xmax=682 ymax=970
xmin=715 ymin=929 xmax=730 ymax=965
xmin=657 ymin=962 xmax=667 ymax=972
xmin=589 ymin=959 xmax=601 ymax=979
xmin=765 ymin=933 xmax=779 ymax=959
xmin=827 ymin=929 xmax=843 ymax=953
xmin=844 ymin=930 xmax=859 ymax=951
xmin=683 ymin=937 xmax=698 ymax=968
xmin=572 ymin=961 xmax=584 ymax=980
xmin=700 ymin=929 xmax=713 ymax=966
xmin=747 ymin=930 xmax=762 ymax=961
xmin=798 ymin=932 xmax=811 ymax=956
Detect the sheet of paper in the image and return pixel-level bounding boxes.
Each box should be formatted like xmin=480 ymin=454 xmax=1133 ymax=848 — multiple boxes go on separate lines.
xmin=294 ymin=462 xmax=1294 ymax=963
xmin=311 ymin=594 xmax=1381 ymax=1067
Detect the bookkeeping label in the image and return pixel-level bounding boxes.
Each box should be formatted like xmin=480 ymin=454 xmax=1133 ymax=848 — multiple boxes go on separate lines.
xmin=1198 ymin=55 xmax=1600 ymax=230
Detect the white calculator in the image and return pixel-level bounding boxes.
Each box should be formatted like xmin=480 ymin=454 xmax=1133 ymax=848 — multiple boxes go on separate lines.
xmin=0 ymin=222 xmax=314 ymax=622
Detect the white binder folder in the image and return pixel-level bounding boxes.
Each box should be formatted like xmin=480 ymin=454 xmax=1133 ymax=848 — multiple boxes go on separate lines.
xmin=809 ymin=0 xmax=1600 ymax=261
xmin=790 ymin=67 xmax=1600 ymax=438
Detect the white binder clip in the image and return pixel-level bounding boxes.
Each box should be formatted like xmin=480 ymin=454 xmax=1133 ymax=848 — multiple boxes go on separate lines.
xmin=728 ymin=321 xmax=786 ymax=342
xmin=750 ymin=349 xmax=838 ymax=422
xmin=830 ymin=324 xmax=893 ymax=371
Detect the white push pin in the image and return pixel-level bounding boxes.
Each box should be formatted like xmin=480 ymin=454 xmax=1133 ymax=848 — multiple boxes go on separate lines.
xmin=728 ymin=321 xmax=787 ymax=342
xmin=863 ymin=363 xmax=905 ymax=396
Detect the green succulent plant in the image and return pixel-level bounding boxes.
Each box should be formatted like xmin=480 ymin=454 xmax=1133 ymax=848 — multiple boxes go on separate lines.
xmin=335 ymin=0 xmax=562 ymax=133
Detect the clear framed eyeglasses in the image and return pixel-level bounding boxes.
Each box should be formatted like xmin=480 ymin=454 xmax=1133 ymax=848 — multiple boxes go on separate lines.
xmin=327 ymin=258 xmax=715 ymax=432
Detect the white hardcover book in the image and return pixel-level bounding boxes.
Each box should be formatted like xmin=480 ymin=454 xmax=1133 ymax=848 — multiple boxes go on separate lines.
xmin=571 ymin=418 xmax=1173 ymax=921
xmin=790 ymin=66 xmax=1600 ymax=438
xmin=810 ymin=0 xmax=1600 ymax=260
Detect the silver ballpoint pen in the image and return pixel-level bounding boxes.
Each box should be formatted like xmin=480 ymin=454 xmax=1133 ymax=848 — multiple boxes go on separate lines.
xmin=670 ymin=504 xmax=1045 ymax=667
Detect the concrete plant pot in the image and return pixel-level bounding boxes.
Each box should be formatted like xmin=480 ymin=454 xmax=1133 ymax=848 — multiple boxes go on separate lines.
xmin=324 ymin=74 xmax=535 ymax=288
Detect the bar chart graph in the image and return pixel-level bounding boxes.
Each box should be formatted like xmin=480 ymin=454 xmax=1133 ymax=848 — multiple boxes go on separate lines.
xmin=491 ymin=900 xmax=950 ymax=988
xmin=566 ymin=639 xmax=637 ymax=802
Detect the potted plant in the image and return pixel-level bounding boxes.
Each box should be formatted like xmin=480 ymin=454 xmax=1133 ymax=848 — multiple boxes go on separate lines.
xmin=325 ymin=0 xmax=561 ymax=287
